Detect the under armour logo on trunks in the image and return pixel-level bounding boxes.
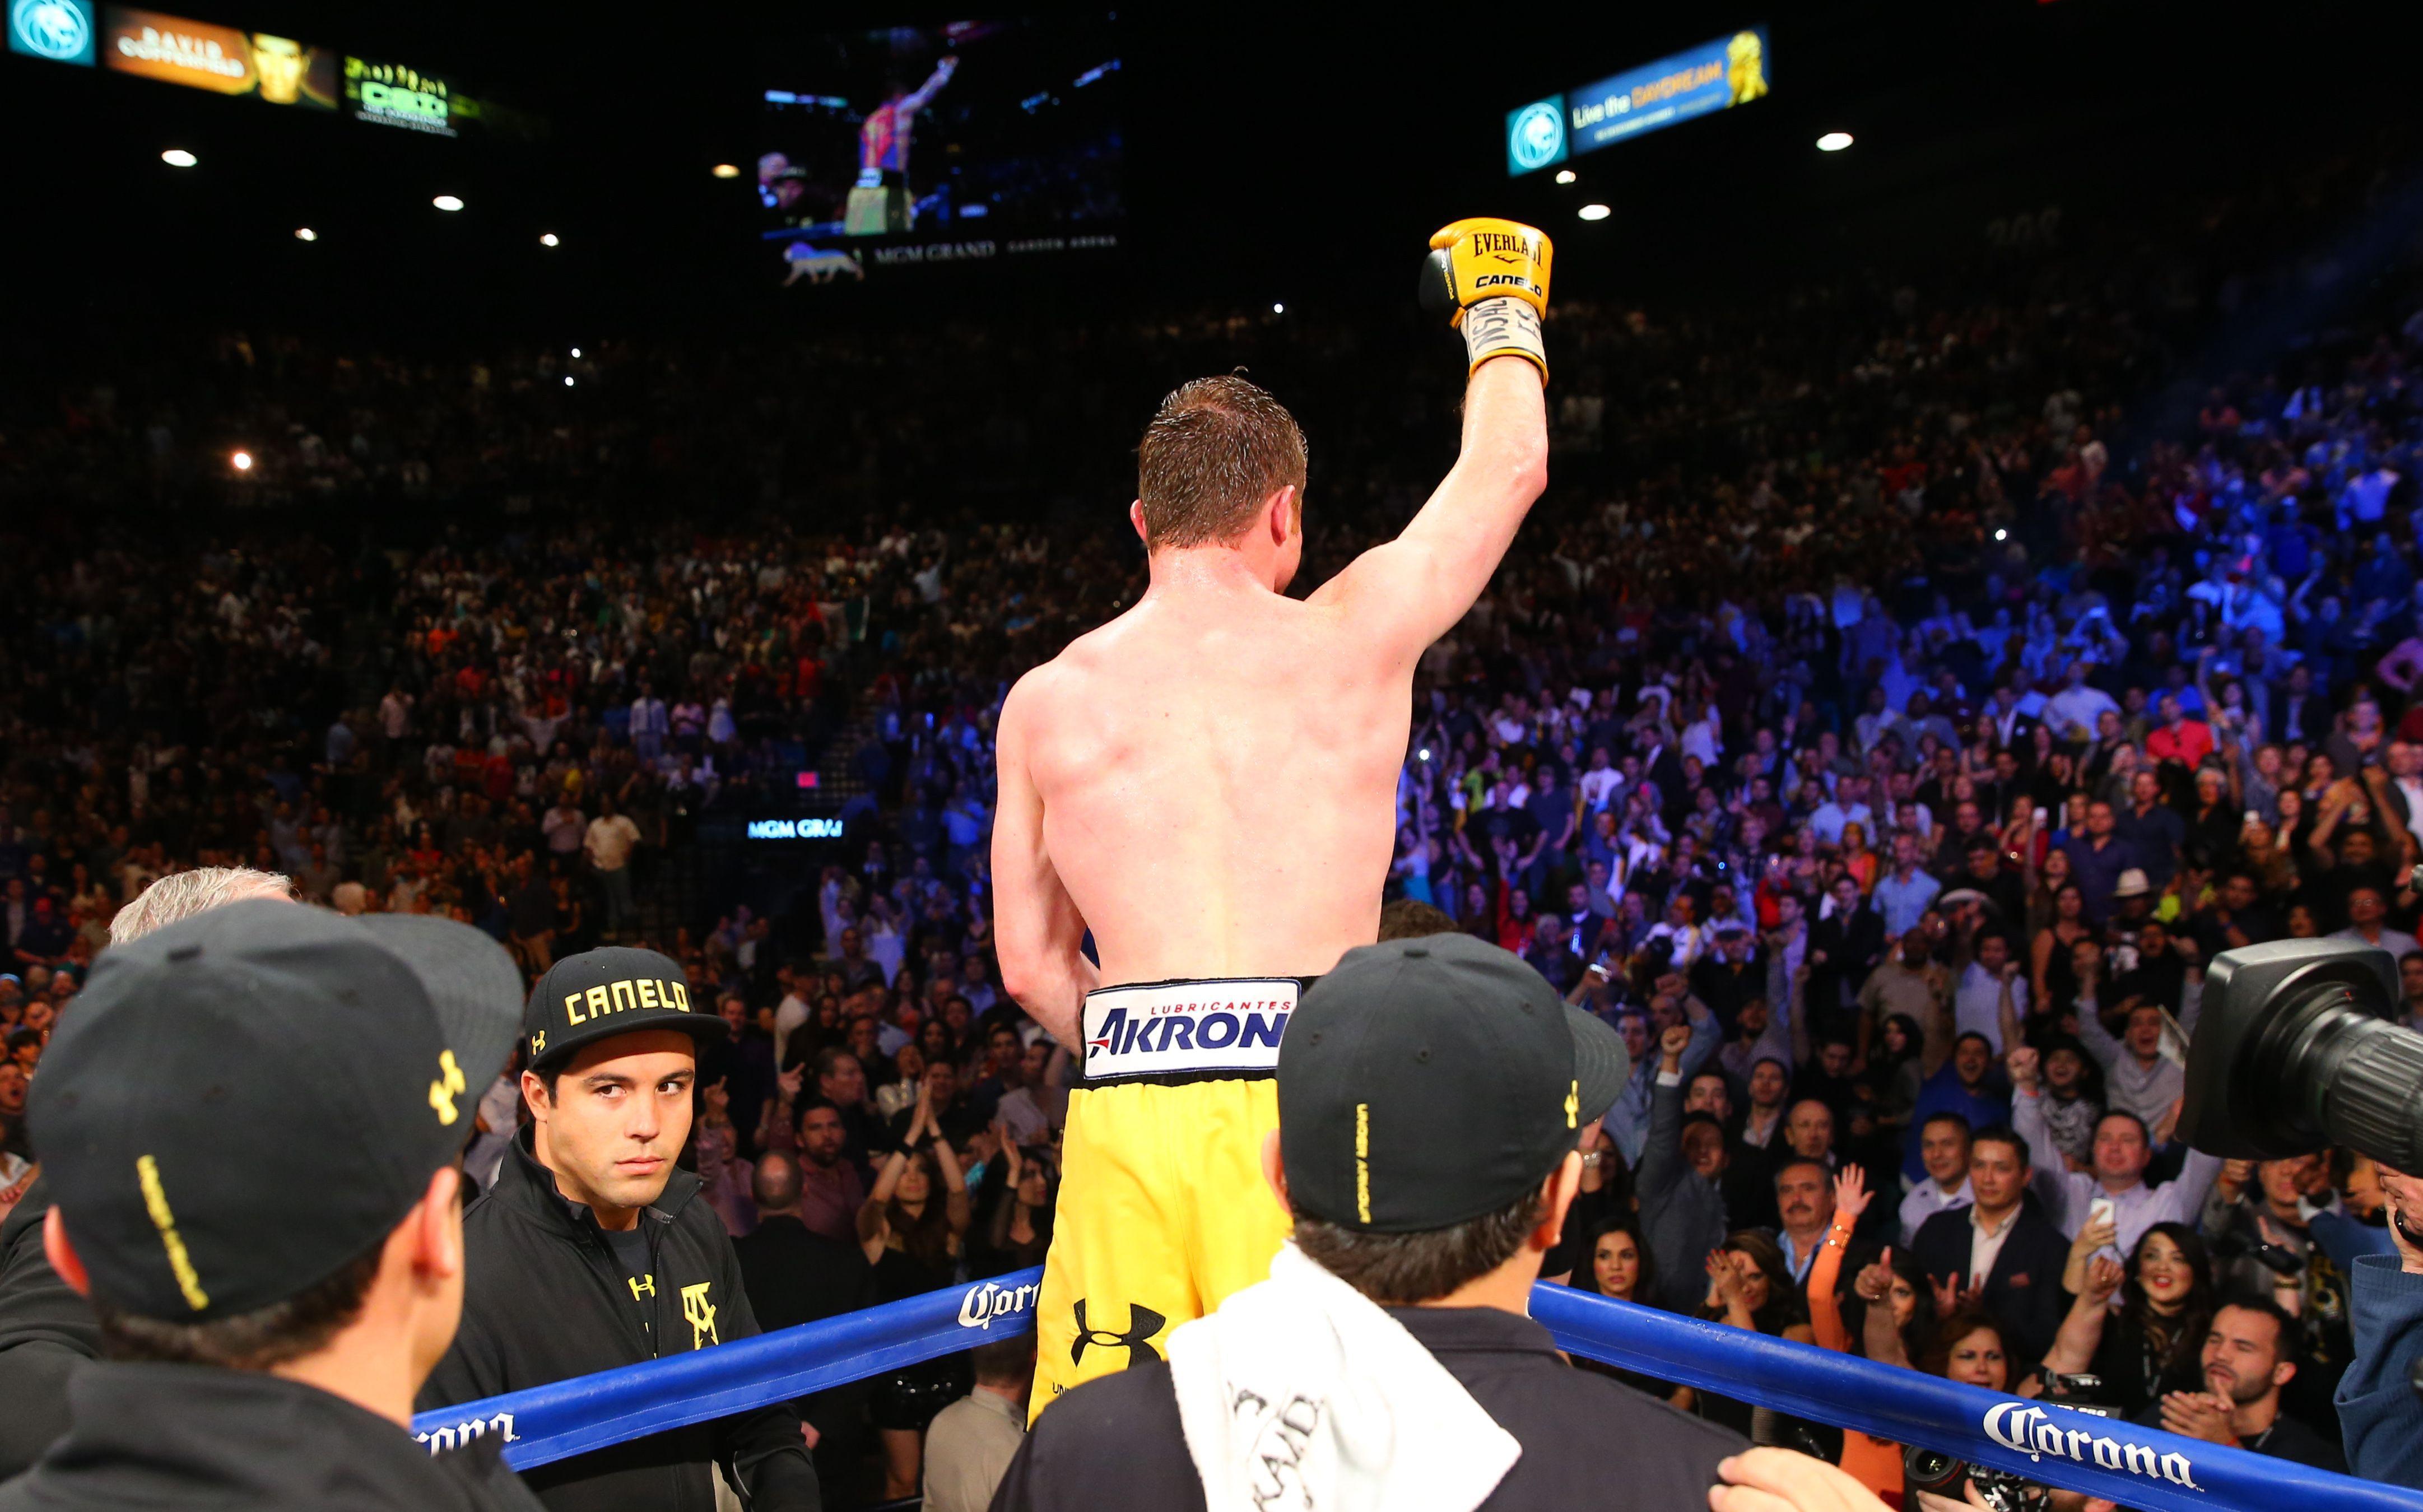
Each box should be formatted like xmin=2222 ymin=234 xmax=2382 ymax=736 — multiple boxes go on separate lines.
xmin=1071 ymin=1298 xmax=1166 ymax=1366
xmin=1080 ymin=976 xmax=1305 ymax=1085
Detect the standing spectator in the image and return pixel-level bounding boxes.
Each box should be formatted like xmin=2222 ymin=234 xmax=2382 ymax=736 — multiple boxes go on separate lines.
xmin=1899 ymin=1113 xmax=1974 ymax=1245
xmin=1908 ymin=1127 xmax=2070 ymax=1367
xmin=2076 ymin=998 xmax=2188 ymax=1131
xmin=583 ymin=794 xmax=643 ymax=937
xmin=735 ymin=1151 xmax=877 ymax=1496
xmin=922 ymin=1337 xmax=1034 ymax=1512
xmin=2010 ymin=1045 xmax=2220 ymax=1250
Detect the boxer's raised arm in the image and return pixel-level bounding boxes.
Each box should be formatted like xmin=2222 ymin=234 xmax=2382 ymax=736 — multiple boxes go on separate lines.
xmin=991 ymin=678 xmax=1097 ymax=1048
xmin=1310 ymin=218 xmax=1551 ymax=662
xmin=1310 ymin=356 xmax=1546 ymax=660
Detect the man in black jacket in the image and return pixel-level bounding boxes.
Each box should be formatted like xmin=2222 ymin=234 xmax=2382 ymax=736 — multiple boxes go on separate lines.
xmin=1908 ymin=1126 xmax=2070 ymax=1369
xmin=734 ymin=1152 xmax=874 ymax=1497
xmin=418 ymin=947 xmax=821 ymax=1512
xmin=3 ymin=901 xmax=540 ymax=1511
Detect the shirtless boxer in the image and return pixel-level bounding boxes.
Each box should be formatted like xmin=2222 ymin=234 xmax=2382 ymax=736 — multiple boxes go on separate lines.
xmin=993 ymin=218 xmax=1554 ymax=1412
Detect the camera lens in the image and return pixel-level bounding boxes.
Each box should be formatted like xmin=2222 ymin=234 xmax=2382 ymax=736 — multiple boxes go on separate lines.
xmin=2180 ymin=937 xmax=2423 ymax=1169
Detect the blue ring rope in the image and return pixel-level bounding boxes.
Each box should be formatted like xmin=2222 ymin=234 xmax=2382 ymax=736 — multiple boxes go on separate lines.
xmin=412 ymin=1268 xmax=2423 ymax=1512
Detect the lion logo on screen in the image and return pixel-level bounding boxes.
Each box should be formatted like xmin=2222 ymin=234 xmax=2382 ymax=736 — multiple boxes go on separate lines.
xmin=1727 ymin=31 xmax=1768 ymax=105
xmin=783 ymin=241 xmax=865 ymax=287
xmin=11 ymin=0 xmax=93 ymax=62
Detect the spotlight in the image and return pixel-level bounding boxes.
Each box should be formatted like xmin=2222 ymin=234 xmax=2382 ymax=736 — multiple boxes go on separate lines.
xmin=564 ymin=376 xmax=575 ymax=387
xmin=294 ymin=227 xmax=317 ymax=242
xmin=1555 ymin=169 xmax=1576 ymax=185
xmin=230 ymin=450 xmax=253 ymax=471
xmin=1272 ymin=302 xmax=1285 ymax=314
xmin=1817 ymin=132 xmax=1854 ymax=152
xmin=1994 ymin=528 xmax=2008 ymax=541
xmin=433 ymin=194 xmax=465 ymax=212
xmin=1578 ymin=203 xmax=1611 ymax=221
xmin=161 ymin=148 xmax=197 ymax=168
xmin=1417 ymin=748 xmax=1433 ymax=762
xmin=540 ymin=232 xmax=560 ymax=247
xmin=570 ymin=347 xmax=582 ymax=359
xmin=711 ymin=163 xmax=741 ymax=179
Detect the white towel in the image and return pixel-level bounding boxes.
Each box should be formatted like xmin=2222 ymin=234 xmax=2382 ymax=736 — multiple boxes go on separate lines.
xmin=1167 ymin=1240 xmax=1522 ymax=1512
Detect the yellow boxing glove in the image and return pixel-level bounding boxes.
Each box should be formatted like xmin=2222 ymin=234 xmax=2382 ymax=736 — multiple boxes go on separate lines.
xmin=1417 ymin=217 xmax=1552 ymax=380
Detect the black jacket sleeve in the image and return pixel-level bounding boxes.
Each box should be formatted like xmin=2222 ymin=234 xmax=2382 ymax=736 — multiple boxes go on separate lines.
xmin=1635 ymin=1073 xmax=1686 ymax=1206
xmin=0 ymin=1179 xmax=99 ymax=1478
xmin=707 ymin=1233 xmax=821 ymax=1511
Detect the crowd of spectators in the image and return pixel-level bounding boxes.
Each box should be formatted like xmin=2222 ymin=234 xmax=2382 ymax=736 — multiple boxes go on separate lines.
xmin=4 ymin=143 xmax=2423 ymax=1502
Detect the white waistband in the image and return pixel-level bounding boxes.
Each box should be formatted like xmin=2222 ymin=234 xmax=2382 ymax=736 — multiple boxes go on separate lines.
xmin=1080 ymin=977 xmax=1303 ymax=1082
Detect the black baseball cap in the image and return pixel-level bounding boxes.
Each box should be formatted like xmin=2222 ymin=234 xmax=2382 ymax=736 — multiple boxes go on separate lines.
xmin=523 ymin=946 xmax=718 ymax=1071
xmin=1277 ymin=933 xmax=1629 ymax=1235
xmin=29 ymin=900 xmax=523 ymax=1322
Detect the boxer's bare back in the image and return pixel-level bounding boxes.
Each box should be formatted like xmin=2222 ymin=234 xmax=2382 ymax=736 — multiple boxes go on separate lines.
xmin=994 ymin=360 xmax=1546 ymax=1045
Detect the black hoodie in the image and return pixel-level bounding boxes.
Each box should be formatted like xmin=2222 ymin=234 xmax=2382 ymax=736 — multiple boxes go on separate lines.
xmin=0 ymin=1362 xmax=542 ymax=1511
xmin=417 ymin=1128 xmax=819 ymax=1512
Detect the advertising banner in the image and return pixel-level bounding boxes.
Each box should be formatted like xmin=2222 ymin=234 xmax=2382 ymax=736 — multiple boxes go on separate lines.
xmin=342 ymin=54 xmax=455 ymax=136
xmin=100 ymin=6 xmax=335 ymax=106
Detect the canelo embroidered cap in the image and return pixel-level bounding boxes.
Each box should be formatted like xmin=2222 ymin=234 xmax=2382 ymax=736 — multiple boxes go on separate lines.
xmin=29 ymin=900 xmax=523 ymax=1321
xmin=522 ymin=945 xmax=719 ymax=1072
xmin=1277 ymin=932 xmax=1627 ymax=1234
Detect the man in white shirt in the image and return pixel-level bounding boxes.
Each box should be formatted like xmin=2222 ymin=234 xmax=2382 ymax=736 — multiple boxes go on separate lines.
xmin=2008 ymin=1044 xmax=2222 ymax=1258
xmin=1953 ymin=933 xmax=2028 ymax=1052
xmin=1898 ymin=1111 xmax=1974 ymax=1245
xmin=583 ymin=794 xmax=643 ymax=936
xmin=1577 ymin=746 xmax=1622 ymax=812
xmin=2044 ymin=660 xmax=2121 ymax=742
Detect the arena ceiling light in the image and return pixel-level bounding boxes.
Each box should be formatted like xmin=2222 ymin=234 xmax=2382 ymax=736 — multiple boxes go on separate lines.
xmin=1272 ymin=303 xmax=1285 ymax=314
xmin=160 ymin=148 xmax=197 ymax=168
xmin=230 ymin=450 xmax=253 ymax=471
xmin=711 ymin=162 xmax=740 ymax=179
xmin=294 ymin=227 xmax=317 ymax=242
xmin=540 ymin=232 xmax=560 ymax=247
xmin=432 ymin=194 xmax=465 ymax=212
xmin=1577 ymin=203 xmax=1611 ymax=221
xmin=564 ymin=376 xmax=575 ymax=387
xmin=570 ymin=347 xmax=582 ymax=358
xmin=1816 ymin=132 xmax=1854 ymax=152
xmin=1555 ymin=169 xmax=1577 ymax=184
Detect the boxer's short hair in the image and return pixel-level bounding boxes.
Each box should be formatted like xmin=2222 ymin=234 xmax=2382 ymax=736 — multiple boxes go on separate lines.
xmin=1137 ymin=374 xmax=1308 ymax=549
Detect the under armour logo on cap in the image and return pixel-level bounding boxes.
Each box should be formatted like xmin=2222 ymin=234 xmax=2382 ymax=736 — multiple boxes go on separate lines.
xmin=1070 ymin=1298 xmax=1165 ymax=1366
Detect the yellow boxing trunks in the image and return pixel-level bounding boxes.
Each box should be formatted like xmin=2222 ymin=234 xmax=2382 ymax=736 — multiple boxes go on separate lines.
xmin=1030 ymin=976 xmax=1308 ymax=1420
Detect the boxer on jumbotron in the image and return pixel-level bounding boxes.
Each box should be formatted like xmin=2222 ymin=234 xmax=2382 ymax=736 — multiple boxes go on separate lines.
xmin=992 ymin=217 xmax=1555 ymax=1413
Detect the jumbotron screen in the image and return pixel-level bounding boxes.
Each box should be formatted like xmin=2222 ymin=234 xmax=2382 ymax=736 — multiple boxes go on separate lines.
xmin=757 ymin=16 xmax=1122 ymax=286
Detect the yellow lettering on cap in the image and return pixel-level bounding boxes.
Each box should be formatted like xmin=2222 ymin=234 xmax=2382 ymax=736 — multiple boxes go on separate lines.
xmin=430 ymin=1049 xmax=467 ymax=1125
xmin=1355 ymin=1102 xmax=1371 ymax=1225
xmin=671 ymin=981 xmax=690 ymax=1012
xmin=637 ymin=979 xmax=660 ymax=1009
xmin=587 ymin=985 xmax=611 ymax=1022
xmin=610 ymin=980 xmax=638 ymax=1016
xmin=564 ymin=990 xmax=586 ymax=1025
xmin=136 ymin=1155 xmax=210 ymax=1312
xmin=1566 ymin=1079 xmax=1579 ymax=1130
